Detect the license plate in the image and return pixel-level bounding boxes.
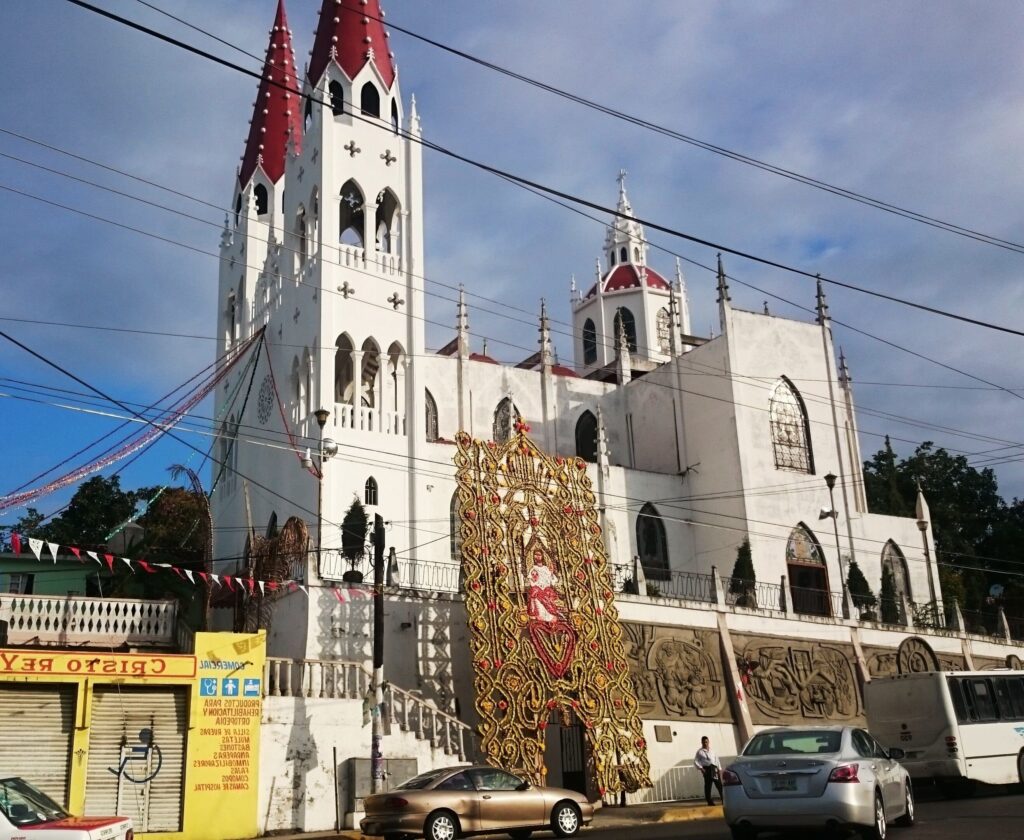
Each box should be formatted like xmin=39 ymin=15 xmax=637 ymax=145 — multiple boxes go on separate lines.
xmin=771 ymin=777 xmax=798 ymax=792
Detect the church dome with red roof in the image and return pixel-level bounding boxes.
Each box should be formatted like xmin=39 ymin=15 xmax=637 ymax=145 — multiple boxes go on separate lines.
xmin=308 ymin=0 xmax=397 ymax=89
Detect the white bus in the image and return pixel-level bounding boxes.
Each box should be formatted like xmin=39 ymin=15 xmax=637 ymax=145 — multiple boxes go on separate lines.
xmin=865 ymin=670 xmax=1024 ymax=794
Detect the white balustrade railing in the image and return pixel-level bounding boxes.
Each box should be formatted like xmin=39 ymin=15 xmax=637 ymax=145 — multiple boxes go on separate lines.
xmin=334 ymin=404 xmax=407 ymax=437
xmin=263 ymin=657 xmax=473 ymax=760
xmin=338 ymin=244 xmax=366 ymax=268
xmin=0 ymin=594 xmax=178 ymax=647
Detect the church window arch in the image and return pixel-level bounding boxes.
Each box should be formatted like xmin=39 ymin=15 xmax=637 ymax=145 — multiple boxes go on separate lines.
xmin=575 ymin=410 xmax=598 ymax=462
xmin=633 ymin=246 xmax=640 ymax=262
xmin=770 ymin=376 xmax=814 ymax=473
xmin=375 ymin=188 xmax=401 ymax=254
xmin=334 ymin=333 xmax=354 ymax=403
xmin=234 ymin=193 xmax=242 ymax=227
xmin=339 ymin=180 xmax=365 ymax=247
xmin=786 ymin=523 xmax=831 ymax=616
xmin=609 ymin=250 xmax=616 ymax=266
xmin=304 ymin=95 xmax=313 ymax=132
xmin=620 ymin=246 xmax=628 ymax=263
xmin=254 ymin=184 xmax=269 ymax=215
xmin=265 ymin=511 xmax=279 ymax=539
xmin=636 ymin=503 xmax=669 ymax=581
xmin=657 ymin=307 xmax=671 ymax=355
xmin=361 ymin=337 xmax=381 ymax=412
xmin=425 ymin=389 xmax=439 ymax=442
xmin=391 ymin=98 xmax=400 ymax=133
xmin=303 ymin=348 xmax=313 ymax=416
xmin=492 ymin=397 xmax=520 ymax=444
xmin=364 ymin=476 xmax=379 ymax=506
xmin=360 ymin=82 xmax=381 ymax=118
xmin=582 ymin=318 xmax=597 ymax=365
xmin=386 ymin=341 xmax=406 ymax=420
xmin=328 ymin=80 xmax=345 ymax=116
xmin=291 ymin=356 xmax=303 ymax=417
xmin=295 ymin=206 xmax=308 ymax=269
xmin=613 ymin=307 xmax=638 ymax=353
xmin=881 ymin=540 xmax=911 ymax=602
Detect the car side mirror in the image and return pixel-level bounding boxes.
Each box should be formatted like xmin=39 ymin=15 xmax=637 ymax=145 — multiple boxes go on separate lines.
xmin=515 ymin=781 xmax=532 ymax=791
xmin=888 ymin=747 xmax=905 ymax=761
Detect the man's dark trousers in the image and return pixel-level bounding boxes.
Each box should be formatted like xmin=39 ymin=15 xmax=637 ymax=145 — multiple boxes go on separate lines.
xmin=702 ymin=765 xmax=723 ymax=805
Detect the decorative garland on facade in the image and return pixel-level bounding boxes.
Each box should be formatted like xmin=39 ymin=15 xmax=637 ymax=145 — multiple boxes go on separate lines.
xmin=455 ymin=424 xmax=651 ymax=795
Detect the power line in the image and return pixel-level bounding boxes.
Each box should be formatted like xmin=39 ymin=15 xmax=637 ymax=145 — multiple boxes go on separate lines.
xmin=58 ymin=0 xmax=1024 ymax=340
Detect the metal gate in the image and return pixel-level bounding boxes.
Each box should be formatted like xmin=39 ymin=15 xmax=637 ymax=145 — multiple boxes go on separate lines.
xmin=84 ymin=686 xmax=188 ymax=832
xmin=0 ymin=684 xmax=75 ymax=806
xmin=559 ymin=724 xmax=587 ymax=795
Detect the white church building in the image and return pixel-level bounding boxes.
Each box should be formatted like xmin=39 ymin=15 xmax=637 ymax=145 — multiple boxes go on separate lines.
xmin=205 ymin=1 xmax=1010 ymax=825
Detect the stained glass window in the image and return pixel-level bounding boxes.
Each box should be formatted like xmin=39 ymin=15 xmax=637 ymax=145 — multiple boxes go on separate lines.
xmin=882 ymin=540 xmax=911 ymax=600
xmin=493 ymin=397 xmax=519 ymax=444
xmin=656 ymin=307 xmax=671 ymax=355
xmin=425 ymin=389 xmax=439 ymax=442
xmin=786 ymin=524 xmax=824 ymax=565
xmin=770 ymin=377 xmax=814 ymax=473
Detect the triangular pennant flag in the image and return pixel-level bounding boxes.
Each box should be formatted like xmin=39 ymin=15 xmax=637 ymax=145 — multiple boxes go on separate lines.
xmin=46 ymin=542 xmax=60 ymax=563
xmin=267 ymin=581 xmax=279 ymax=592
xmin=70 ymin=546 xmax=82 ymax=561
xmin=11 ymin=533 xmax=21 ymax=554
xmin=245 ymin=577 xmax=255 ymax=595
xmin=121 ymin=557 xmax=135 ymax=572
xmin=184 ymin=570 xmax=195 ymax=584
xmin=28 ymin=538 xmax=43 ymax=561
xmin=137 ymin=560 xmax=155 ymax=574
xmin=103 ymin=554 xmax=115 ymax=572
xmin=299 ymin=584 xmax=308 ymax=597
xmin=223 ymin=575 xmax=235 ymax=591
xmin=210 ymin=573 xmax=221 ymax=586
xmin=257 ymin=580 xmax=266 ymax=596
xmin=86 ymin=551 xmax=101 ymax=565
xmin=169 ymin=566 xmax=186 ymax=579
xmin=198 ymin=571 xmax=209 ymax=584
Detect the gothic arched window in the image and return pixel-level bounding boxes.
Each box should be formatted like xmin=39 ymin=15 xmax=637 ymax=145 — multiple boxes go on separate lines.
xmin=582 ymin=318 xmax=597 ymax=365
xmin=364 ymin=476 xmax=378 ymax=506
xmin=339 ymin=180 xmax=365 ymax=247
xmin=360 ymin=82 xmax=381 ymax=118
xmin=575 ymin=411 xmax=598 ymax=462
xmin=882 ymin=540 xmax=911 ymax=601
xmin=234 ymin=193 xmax=242 ymax=227
xmin=375 ymin=189 xmax=401 ymax=254
xmin=786 ymin=523 xmax=831 ymax=616
xmin=302 ymin=348 xmax=313 ymax=416
xmin=304 ymin=95 xmax=313 ymax=132
xmin=361 ymin=337 xmax=381 ymax=410
xmin=620 ymin=246 xmax=628 ymax=263
xmin=613 ymin=307 xmax=638 ymax=353
xmin=328 ymin=80 xmax=345 ymax=116
xmin=391 ymin=98 xmax=400 ymax=133
xmin=425 ymin=389 xmax=439 ymax=442
xmin=636 ymin=503 xmax=669 ymax=581
xmin=492 ymin=397 xmax=520 ymax=444
xmin=770 ymin=377 xmax=814 ymax=473
xmin=334 ymin=333 xmax=354 ymax=403
xmin=295 ymin=206 xmax=308 ymax=269
xmin=254 ymin=184 xmax=269 ymax=215
xmin=657 ymin=307 xmax=671 ymax=355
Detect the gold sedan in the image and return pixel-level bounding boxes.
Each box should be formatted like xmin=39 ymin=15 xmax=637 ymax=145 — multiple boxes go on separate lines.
xmin=360 ymin=765 xmax=594 ymax=840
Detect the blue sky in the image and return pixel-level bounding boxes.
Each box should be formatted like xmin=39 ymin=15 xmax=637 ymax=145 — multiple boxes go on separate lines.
xmin=2 ymin=0 xmax=1023 ymax=536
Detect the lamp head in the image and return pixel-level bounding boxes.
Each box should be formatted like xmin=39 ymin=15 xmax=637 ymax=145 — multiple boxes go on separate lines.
xmin=824 ymin=472 xmax=837 ymax=491
xmin=322 ymin=438 xmax=339 ymax=459
xmin=314 ymin=407 xmax=330 ymax=429
xmin=819 ymin=507 xmax=837 ymax=521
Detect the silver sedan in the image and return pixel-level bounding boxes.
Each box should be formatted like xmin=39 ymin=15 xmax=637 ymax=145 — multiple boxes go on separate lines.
xmin=722 ymin=726 xmax=914 ymax=840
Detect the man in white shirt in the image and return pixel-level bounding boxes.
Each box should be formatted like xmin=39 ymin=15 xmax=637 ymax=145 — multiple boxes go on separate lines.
xmin=694 ymin=735 xmax=723 ymax=805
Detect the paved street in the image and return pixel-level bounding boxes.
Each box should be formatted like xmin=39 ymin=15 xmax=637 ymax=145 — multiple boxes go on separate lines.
xmin=583 ymin=789 xmax=1023 ymax=839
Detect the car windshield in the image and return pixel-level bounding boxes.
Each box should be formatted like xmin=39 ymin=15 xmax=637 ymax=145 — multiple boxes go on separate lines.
xmin=0 ymin=778 xmax=70 ymax=827
xmin=394 ymin=769 xmax=452 ymax=791
xmin=744 ymin=731 xmax=842 ymax=756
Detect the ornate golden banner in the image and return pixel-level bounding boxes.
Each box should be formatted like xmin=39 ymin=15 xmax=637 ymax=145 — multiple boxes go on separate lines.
xmin=455 ymin=426 xmax=651 ymax=794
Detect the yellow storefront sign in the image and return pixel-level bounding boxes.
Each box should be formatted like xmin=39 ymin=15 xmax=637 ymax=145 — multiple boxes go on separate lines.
xmin=0 ymin=649 xmax=197 ymax=678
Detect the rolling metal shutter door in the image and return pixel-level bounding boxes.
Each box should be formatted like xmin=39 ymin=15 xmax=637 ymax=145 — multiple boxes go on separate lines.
xmin=0 ymin=684 xmax=75 ymax=807
xmin=84 ymin=686 xmax=187 ymax=832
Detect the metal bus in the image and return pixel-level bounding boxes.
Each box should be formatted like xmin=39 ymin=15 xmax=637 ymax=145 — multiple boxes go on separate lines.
xmin=864 ymin=670 xmax=1024 ymax=794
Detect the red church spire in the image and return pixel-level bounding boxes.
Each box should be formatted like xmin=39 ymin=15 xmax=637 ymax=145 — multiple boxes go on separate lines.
xmin=239 ymin=0 xmax=302 ymax=186
xmin=308 ymin=0 xmax=397 ymax=90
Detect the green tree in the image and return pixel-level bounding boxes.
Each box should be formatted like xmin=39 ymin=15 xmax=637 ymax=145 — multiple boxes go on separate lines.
xmin=879 ymin=564 xmax=899 ymax=624
xmin=729 ymin=539 xmax=756 ymax=602
xmin=847 ymin=558 xmax=876 ymax=612
xmin=341 ymin=498 xmax=369 ymax=565
xmin=8 ymin=476 xmax=139 ymax=549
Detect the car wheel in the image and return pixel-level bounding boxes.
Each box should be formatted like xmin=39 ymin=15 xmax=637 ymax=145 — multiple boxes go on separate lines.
xmin=424 ymin=810 xmax=460 ymax=840
xmin=1018 ymin=751 xmax=1024 ymax=789
xmin=551 ymin=801 xmax=581 ymax=838
xmin=895 ymin=783 xmax=915 ymax=828
xmin=864 ymin=791 xmax=886 ymax=840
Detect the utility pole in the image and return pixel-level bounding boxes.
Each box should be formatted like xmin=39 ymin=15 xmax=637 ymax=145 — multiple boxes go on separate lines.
xmin=371 ymin=513 xmax=386 ymax=793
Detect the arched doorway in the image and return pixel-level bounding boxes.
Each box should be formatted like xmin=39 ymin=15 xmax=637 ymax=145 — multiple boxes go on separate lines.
xmin=786 ymin=524 xmax=831 ymax=616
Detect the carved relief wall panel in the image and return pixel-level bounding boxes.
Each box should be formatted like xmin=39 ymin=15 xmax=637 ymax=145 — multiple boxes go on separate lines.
xmin=622 ymin=624 xmax=732 ymax=723
xmin=732 ymin=634 xmax=862 ymax=726
xmin=864 ymin=636 xmax=966 ymax=678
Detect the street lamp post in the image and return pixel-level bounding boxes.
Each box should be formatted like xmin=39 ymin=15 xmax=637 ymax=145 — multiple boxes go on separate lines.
xmin=823 ymin=472 xmax=848 ymax=618
xmin=302 ymin=408 xmax=335 ymax=579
